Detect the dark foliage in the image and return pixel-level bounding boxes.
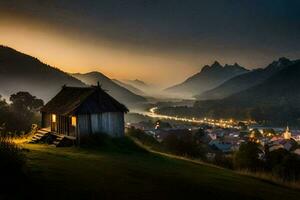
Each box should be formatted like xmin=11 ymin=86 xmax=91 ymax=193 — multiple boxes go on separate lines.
xmin=234 ymin=142 xmax=264 ymax=171
xmin=0 ymin=137 xmax=28 ymax=196
xmin=266 ymin=149 xmax=300 ymax=181
xmin=0 ymin=92 xmax=43 ymax=135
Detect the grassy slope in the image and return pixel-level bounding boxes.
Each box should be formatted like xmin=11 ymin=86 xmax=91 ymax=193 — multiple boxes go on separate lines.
xmin=22 ymin=142 xmax=300 ymax=200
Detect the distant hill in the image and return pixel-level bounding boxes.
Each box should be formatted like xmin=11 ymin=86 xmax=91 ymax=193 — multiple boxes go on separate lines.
xmin=165 ymin=61 xmax=249 ymax=97
xmin=122 ymin=79 xmax=151 ymax=93
xmin=197 ymin=58 xmax=294 ymax=100
xmin=0 ymin=45 xmax=85 ymax=102
xmin=72 ymin=72 xmax=147 ymax=106
xmin=113 ymin=79 xmax=145 ymax=96
xmin=124 ymin=79 xmax=148 ymax=89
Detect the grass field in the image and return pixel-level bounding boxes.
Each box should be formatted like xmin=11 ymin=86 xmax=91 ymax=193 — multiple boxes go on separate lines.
xmin=17 ymin=138 xmax=300 ymax=200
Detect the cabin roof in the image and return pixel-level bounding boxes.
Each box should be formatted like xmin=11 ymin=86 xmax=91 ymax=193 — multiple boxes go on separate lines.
xmin=41 ymin=86 xmax=129 ymax=115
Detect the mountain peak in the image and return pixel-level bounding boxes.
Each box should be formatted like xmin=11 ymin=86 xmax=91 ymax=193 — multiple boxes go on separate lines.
xmin=212 ymin=61 xmax=222 ymax=68
xmin=201 ymin=61 xmax=222 ymax=73
xmin=234 ymin=62 xmax=241 ymax=67
xmin=266 ymin=57 xmax=292 ymax=71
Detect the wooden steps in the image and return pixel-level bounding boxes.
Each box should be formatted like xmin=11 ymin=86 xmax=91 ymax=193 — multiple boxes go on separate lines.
xmin=53 ymin=135 xmax=64 ymax=146
xmin=52 ymin=135 xmax=76 ymax=147
xmin=29 ymin=128 xmax=76 ymax=147
xmin=29 ymin=128 xmax=51 ymax=144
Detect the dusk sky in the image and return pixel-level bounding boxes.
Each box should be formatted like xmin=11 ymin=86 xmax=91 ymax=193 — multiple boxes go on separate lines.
xmin=1 ymin=0 xmax=300 ymax=87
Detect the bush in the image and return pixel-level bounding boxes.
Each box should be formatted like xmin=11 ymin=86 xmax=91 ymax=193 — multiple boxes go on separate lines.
xmin=0 ymin=137 xmax=27 ymax=192
xmin=162 ymin=133 xmax=206 ymax=158
xmin=234 ymin=142 xmax=264 ymax=171
xmin=266 ymin=149 xmax=300 ymax=181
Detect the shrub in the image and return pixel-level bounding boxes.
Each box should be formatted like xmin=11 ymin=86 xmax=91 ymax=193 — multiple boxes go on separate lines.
xmin=234 ymin=142 xmax=264 ymax=171
xmin=162 ymin=133 xmax=206 ymax=158
xmin=266 ymin=149 xmax=300 ymax=181
xmin=0 ymin=136 xmax=27 ymax=192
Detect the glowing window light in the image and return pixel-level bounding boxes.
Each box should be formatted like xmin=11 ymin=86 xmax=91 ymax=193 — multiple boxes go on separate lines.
xmin=52 ymin=114 xmax=56 ymax=123
xmin=71 ymin=116 xmax=77 ymax=126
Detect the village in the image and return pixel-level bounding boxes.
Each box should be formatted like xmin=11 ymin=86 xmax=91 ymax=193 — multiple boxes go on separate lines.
xmin=127 ymin=114 xmax=300 ymax=160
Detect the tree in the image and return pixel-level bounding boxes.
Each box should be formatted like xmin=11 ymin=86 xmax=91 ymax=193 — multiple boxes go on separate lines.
xmin=266 ymin=149 xmax=300 ymax=181
xmin=10 ymin=92 xmax=44 ymax=114
xmin=193 ymin=128 xmax=206 ymax=143
xmin=163 ymin=133 xmax=205 ymax=158
xmin=0 ymin=96 xmax=10 ymax=134
xmin=234 ymin=142 xmax=263 ymax=171
xmin=9 ymin=92 xmax=44 ymax=133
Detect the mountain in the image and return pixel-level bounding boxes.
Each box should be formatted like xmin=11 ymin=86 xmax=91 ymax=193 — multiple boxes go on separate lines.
xmin=124 ymin=79 xmax=148 ymax=88
xmin=72 ymin=72 xmax=147 ymax=106
xmin=193 ymin=60 xmax=300 ymax=124
xmin=113 ymin=79 xmax=145 ymax=96
xmin=196 ymin=57 xmax=294 ymax=100
xmin=165 ymin=61 xmax=249 ymax=97
xmin=0 ymin=45 xmax=85 ymax=102
xmin=123 ymin=79 xmax=150 ymax=92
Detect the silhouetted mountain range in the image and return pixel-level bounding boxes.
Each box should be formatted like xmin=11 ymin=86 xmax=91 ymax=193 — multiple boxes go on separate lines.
xmin=165 ymin=61 xmax=249 ymax=97
xmin=72 ymin=72 xmax=147 ymax=106
xmin=193 ymin=60 xmax=300 ymax=124
xmin=0 ymin=45 xmax=85 ymax=102
xmin=197 ymin=57 xmax=295 ymax=100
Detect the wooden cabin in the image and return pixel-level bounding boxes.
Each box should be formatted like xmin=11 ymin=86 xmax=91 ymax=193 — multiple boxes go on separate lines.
xmin=40 ymin=85 xmax=128 ymax=141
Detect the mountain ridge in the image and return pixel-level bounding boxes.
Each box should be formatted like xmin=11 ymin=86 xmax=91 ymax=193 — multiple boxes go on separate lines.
xmin=196 ymin=57 xmax=295 ymax=100
xmin=165 ymin=61 xmax=249 ymax=97
xmin=193 ymin=60 xmax=300 ymax=123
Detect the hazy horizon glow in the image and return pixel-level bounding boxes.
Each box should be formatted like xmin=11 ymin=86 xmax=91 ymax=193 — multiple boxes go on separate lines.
xmin=1 ymin=0 xmax=300 ymax=87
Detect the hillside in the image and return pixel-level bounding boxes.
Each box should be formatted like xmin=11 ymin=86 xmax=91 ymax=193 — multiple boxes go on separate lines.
xmin=0 ymin=46 xmax=85 ymax=101
xmin=20 ymin=142 xmax=300 ymax=200
xmin=113 ymin=79 xmax=145 ymax=96
xmin=165 ymin=62 xmax=249 ymax=97
xmin=197 ymin=57 xmax=294 ymax=100
xmin=72 ymin=72 xmax=147 ymax=106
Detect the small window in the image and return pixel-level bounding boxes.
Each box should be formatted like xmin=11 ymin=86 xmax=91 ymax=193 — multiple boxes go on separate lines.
xmin=71 ymin=116 xmax=77 ymax=126
xmin=52 ymin=114 xmax=56 ymax=123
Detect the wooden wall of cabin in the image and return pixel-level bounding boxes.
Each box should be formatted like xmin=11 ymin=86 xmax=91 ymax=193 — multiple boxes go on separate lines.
xmin=78 ymin=112 xmax=124 ymax=138
xmin=50 ymin=115 xmax=76 ymax=138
